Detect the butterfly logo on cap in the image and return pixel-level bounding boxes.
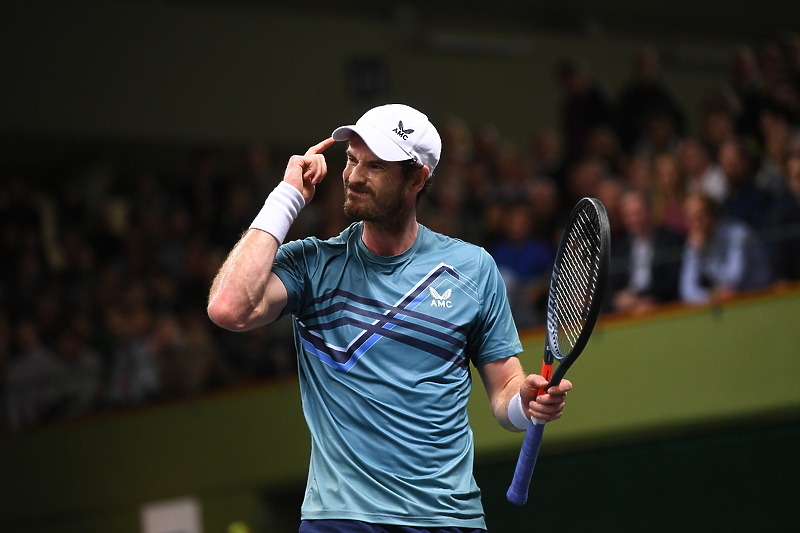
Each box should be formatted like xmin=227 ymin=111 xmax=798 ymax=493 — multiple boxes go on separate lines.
xmin=392 ymin=121 xmax=415 ymax=141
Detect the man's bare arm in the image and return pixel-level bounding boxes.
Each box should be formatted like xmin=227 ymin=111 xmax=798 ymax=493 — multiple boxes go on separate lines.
xmin=478 ymin=356 xmax=572 ymax=432
xmin=207 ymin=230 xmax=288 ymax=331
xmin=207 ymin=138 xmax=334 ymax=331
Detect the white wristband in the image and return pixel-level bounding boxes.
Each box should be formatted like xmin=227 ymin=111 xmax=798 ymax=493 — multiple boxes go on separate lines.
xmin=507 ymin=391 xmax=530 ymax=431
xmin=250 ymin=182 xmax=305 ymax=244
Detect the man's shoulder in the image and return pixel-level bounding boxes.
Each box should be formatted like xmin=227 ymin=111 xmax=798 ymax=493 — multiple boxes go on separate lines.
xmin=419 ymin=224 xmax=486 ymax=254
xmin=281 ymin=223 xmax=358 ymax=254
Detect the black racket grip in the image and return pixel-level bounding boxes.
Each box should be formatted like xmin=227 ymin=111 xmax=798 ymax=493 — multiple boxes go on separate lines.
xmin=506 ymin=419 xmax=546 ymax=505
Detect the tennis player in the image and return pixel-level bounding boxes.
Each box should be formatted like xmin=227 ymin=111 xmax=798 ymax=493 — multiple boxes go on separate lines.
xmin=207 ymin=104 xmax=572 ymax=532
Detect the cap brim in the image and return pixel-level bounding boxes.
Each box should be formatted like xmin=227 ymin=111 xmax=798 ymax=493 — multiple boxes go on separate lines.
xmin=331 ymin=124 xmax=413 ymax=163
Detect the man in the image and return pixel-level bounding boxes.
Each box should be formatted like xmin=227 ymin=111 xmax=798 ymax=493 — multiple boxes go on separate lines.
xmin=616 ymin=46 xmax=687 ymax=153
xmin=678 ymin=136 xmax=727 ymax=205
xmin=680 ymin=192 xmax=771 ymax=305
xmin=717 ymin=137 xmax=774 ymax=232
xmin=489 ymin=201 xmax=555 ymax=328
xmin=207 ymin=104 xmax=571 ymax=532
xmin=768 ymin=151 xmax=800 ymax=282
xmin=554 ymin=58 xmax=616 ymax=167
xmin=609 ymin=189 xmax=684 ymax=315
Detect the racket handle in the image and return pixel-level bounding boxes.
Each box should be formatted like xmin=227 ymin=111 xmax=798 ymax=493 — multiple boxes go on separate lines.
xmin=506 ymin=420 xmax=546 ymax=505
xmin=506 ymin=357 xmax=553 ymax=505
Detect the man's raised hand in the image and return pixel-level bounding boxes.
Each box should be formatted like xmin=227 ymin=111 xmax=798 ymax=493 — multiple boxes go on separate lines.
xmin=284 ymin=138 xmax=335 ymax=204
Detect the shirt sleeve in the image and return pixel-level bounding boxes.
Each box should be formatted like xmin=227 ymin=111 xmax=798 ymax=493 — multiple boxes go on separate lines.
xmin=679 ymin=244 xmax=710 ymax=304
xmin=468 ymin=248 xmax=523 ymax=366
xmin=272 ymin=238 xmax=315 ymax=318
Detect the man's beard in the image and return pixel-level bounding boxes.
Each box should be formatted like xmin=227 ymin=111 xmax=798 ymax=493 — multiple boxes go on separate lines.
xmin=343 ymin=185 xmax=409 ymax=233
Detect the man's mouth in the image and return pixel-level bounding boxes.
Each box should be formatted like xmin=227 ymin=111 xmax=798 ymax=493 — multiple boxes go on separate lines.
xmin=346 ymin=187 xmax=372 ymax=198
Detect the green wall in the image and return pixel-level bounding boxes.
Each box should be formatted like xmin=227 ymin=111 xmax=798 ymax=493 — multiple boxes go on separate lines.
xmin=2 ymin=288 xmax=799 ymax=532
xmin=480 ymin=287 xmax=800 ymax=454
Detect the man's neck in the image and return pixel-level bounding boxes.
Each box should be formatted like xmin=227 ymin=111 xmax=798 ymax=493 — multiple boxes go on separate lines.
xmin=361 ymin=219 xmax=420 ymax=257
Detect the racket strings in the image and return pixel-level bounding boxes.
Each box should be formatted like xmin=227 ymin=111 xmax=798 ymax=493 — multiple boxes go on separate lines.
xmin=551 ymin=207 xmax=603 ymax=355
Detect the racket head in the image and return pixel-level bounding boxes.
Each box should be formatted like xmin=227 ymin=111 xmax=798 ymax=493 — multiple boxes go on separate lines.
xmin=545 ymin=197 xmax=610 ymax=381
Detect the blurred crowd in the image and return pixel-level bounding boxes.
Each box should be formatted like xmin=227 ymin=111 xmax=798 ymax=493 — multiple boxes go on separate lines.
xmin=421 ymin=41 xmax=800 ymax=323
xmin=3 ymin=39 xmax=800 ymax=434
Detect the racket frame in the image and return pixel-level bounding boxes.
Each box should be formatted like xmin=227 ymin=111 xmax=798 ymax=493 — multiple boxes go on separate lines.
xmin=506 ymin=197 xmax=610 ymax=505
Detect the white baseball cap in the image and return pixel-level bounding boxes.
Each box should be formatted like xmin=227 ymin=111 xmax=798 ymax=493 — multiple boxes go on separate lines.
xmin=332 ymin=104 xmax=442 ymax=176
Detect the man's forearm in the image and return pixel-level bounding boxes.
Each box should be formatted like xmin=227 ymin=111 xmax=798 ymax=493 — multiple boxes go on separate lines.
xmin=207 ymin=228 xmax=284 ymax=331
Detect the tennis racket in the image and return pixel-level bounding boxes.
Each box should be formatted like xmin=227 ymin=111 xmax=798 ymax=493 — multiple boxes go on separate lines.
xmin=506 ymin=197 xmax=611 ymax=506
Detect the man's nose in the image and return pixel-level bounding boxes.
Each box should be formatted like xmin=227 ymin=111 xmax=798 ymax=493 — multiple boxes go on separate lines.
xmin=347 ymin=165 xmax=367 ymax=185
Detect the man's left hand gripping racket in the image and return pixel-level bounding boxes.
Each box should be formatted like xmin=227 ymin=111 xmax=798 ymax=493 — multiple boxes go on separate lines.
xmin=506 ymin=197 xmax=611 ymax=506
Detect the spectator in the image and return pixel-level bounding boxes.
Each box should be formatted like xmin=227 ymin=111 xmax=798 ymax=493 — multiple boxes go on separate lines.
xmin=215 ymin=180 xmax=260 ymax=248
xmin=51 ymin=325 xmax=103 ymax=420
xmin=595 ymin=177 xmax=626 ymax=240
xmin=632 ymin=110 xmax=682 ymax=160
xmin=726 ymin=44 xmax=766 ymax=144
xmin=57 ymin=230 xmax=99 ymax=316
xmin=555 ymin=58 xmax=616 ymax=167
xmin=4 ymin=319 xmax=64 ymax=432
xmin=147 ymin=312 xmax=191 ymax=398
xmin=586 ymin=124 xmax=624 ymax=175
xmin=617 ymin=46 xmax=687 ymax=153
xmin=783 ymin=34 xmax=800 ymax=98
xmin=4 ymin=242 xmax=51 ymax=323
xmin=680 ymin=192 xmax=772 ymax=305
xmin=768 ymin=151 xmax=800 ymax=281
xmin=563 ymin=157 xmax=607 ymax=218
xmin=147 ymin=311 xmax=232 ymax=398
xmin=181 ymin=148 xmax=229 ymax=241
xmin=755 ymin=106 xmax=795 ymax=197
xmin=652 ymin=152 xmax=689 ymax=236
xmin=152 ymin=207 xmax=193 ymax=282
xmin=103 ymin=305 xmax=160 ymax=406
xmin=758 ymin=41 xmax=800 ymax=127
xmin=489 ymin=203 xmax=555 ymax=328
xmin=609 ymin=189 xmax=685 ymax=315
xmin=699 ymin=104 xmax=738 ymax=159
xmin=620 ymin=153 xmax=655 ymax=192
xmin=717 ymin=137 xmax=775 ymax=231
xmin=182 ymin=310 xmax=234 ymax=391
xmin=678 ymin=136 xmax=728 ymax=204
xmin=525 ymin=176 xmax=562 ymax=245
xmin=530 ymin=127 xmax=567 ymax=184
xmin=0 ymin=176 xmax=44 ymax=262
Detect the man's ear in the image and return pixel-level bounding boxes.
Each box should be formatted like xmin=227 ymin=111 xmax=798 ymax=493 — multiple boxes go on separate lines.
xmin=411 ymin=165 xmax=430 ymax=193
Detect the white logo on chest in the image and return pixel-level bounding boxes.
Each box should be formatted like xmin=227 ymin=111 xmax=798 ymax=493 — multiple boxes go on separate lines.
xmin=429 ymin=286 xmax=453 ymax=308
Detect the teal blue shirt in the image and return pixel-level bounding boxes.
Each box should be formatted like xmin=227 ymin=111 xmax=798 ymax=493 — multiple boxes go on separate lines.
xmin=272 ymin=223 xmax=522 ymax=528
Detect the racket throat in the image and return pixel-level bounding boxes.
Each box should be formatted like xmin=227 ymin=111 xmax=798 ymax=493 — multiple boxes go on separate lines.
xmin=540 ymin=347 xmax=555 ymax=393
xmin=536 ymin=346 xmax=555 ymax=402
xmin=527 ymin=351 xmax=555 ymax=426
xmin=543 ymin=345 xmax=555 ymax=367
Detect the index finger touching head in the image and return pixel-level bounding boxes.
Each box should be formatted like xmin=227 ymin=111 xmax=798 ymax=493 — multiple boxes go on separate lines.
xmin=305 ymin=137 xmax=335 ymax=156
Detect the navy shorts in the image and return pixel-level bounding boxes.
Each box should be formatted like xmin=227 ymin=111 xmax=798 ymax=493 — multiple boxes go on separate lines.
xmin=299 ymin=520 xmax=486 ymax=533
